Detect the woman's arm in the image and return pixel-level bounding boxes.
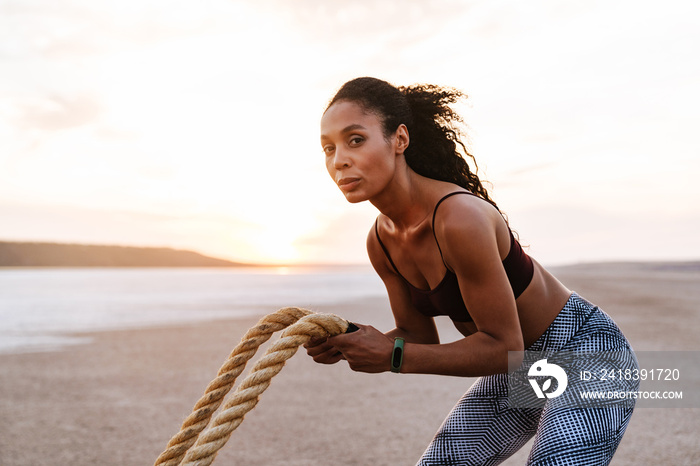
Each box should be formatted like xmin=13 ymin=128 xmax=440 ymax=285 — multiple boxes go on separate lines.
xmin=304 ymin=224 xmax=438 ymax=365
xmin=331 ymin=198 xmax=524 ymax=376
xmin=402 ymin=198 xmax=524 ymax=376
xmin=365 ymin=225 xmax=440 ymax=345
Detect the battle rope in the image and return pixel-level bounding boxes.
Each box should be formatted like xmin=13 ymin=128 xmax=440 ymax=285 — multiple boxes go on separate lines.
xmin=154 ymin=307 xmax=357 ymax=466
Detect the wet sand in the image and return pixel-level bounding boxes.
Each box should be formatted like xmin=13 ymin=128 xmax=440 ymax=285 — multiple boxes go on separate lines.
xmin=1 ymin=262 xmax=699 ymax=465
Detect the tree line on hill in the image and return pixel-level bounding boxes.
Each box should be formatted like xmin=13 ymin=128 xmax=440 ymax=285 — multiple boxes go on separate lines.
xmin=0 ymin=241 xmax=248 ymax=267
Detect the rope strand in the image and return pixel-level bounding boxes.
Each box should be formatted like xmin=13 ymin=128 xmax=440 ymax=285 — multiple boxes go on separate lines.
xmin=154 ymin=309 xmax=350 ymax=466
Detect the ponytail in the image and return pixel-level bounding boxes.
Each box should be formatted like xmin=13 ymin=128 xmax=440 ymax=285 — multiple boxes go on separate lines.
xmin=326 ymin=77 xmax=500 ymax=212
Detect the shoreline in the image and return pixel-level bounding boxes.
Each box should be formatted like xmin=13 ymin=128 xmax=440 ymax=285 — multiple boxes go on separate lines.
xmin=1 ymin=264 xmax=699 ymax=465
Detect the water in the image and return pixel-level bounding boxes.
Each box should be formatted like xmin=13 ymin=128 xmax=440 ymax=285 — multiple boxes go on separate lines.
xmin=0 ymin=266 xmax=385 ymax=354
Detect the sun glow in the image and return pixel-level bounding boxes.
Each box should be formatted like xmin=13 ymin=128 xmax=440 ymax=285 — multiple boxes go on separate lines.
xmin=1 ymin=0 xmax=699 ymax=265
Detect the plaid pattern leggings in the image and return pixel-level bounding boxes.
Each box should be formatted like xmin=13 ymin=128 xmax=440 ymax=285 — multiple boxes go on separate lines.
xmin=417 ymin=293 xmax=638 ymax=466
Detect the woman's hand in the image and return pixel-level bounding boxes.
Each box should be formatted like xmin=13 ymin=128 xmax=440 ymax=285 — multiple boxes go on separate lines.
xmin=304 ymin=336 xmax=345 ymax=365
xmin=327 ymin=323 xmax=394 ymax=373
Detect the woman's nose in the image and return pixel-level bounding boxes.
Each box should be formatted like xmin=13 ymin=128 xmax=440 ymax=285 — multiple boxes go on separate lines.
xmin=333 ymin=148 xmax=351 ymax=169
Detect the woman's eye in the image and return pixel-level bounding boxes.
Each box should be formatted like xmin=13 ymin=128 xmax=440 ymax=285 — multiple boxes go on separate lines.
xmin=323 ymin=145 xmax=334 ymax=155
xmin=349 ymin=136 xmax=364 ymax=146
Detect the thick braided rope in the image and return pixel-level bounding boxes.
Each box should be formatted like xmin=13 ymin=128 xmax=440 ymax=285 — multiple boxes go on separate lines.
xmin=155 ymin=310 xmax=349 ymax=466
xmin=179 ymin=313 xmax=349 ymax=466
xmin=154 ymin=307 xmax=314 ymax=466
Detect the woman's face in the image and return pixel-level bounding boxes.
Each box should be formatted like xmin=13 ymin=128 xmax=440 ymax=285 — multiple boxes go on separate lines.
xmin=320 ymin=100 xmax=401 ymax=203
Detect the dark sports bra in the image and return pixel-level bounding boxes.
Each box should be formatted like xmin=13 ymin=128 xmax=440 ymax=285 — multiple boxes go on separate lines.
xmin=374 ymin=191 xmax=534 ymax=322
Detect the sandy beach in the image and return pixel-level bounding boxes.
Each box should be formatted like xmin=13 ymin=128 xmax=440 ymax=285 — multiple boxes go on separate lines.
xmin=1 ymin=262 xmax=699 ymax=465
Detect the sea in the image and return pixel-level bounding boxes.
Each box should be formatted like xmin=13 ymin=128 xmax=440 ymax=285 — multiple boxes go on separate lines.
xmin=0 ymin=266 xmax=385 ymax=354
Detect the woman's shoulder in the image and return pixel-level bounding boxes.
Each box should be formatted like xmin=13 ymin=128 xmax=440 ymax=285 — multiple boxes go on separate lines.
xmin=365 ymin=216 xmax=391 ymax=270
xmin=431 ymin=189 xmax=509 ymax=260
xmin=432 ymin=189 xmax=500 ymax=231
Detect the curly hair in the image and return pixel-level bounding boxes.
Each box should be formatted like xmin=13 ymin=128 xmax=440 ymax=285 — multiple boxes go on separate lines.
xmin=326 ymin=76 xmax=500 ymax=212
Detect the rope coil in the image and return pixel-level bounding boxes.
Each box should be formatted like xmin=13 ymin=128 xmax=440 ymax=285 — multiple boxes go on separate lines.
xmin=154 ymin=307 xmax=351 ymax=466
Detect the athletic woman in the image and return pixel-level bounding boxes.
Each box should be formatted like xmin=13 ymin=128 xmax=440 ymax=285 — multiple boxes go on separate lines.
xmin=306 ymin=77 xmax=637 ymax=465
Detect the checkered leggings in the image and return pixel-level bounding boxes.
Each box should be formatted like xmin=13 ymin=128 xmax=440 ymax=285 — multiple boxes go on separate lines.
xmin=417 ymin=293 xmax=638 ymax=466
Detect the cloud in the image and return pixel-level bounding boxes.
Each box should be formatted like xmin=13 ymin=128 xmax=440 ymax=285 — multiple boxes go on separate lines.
xmin=503 ymin=161 xmax=559 ymax=178
xmin=257 ymin=0 xmax=474 ymax=83
xmin=16 ymin=93 xmax=102 ymax=132
xmin=294 ymin=203 xmax=378 ymax=264
xmin=0 ymin=0 xmax=224 ymax=61
xmin=0 ymin=200 xmax=259 ymax=261
xmin=277 ymin=0 xmax=470 ymax=40
xmin=507 ymin=204 xmax=700 ymax=266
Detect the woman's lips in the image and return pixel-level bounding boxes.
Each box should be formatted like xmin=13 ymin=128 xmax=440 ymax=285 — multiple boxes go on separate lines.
xmin=338 ymin=177 xmax=360 ymax=192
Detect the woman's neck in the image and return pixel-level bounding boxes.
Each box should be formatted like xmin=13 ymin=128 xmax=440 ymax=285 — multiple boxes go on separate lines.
xmin=370 ymin=167 xmax=436 ymax=232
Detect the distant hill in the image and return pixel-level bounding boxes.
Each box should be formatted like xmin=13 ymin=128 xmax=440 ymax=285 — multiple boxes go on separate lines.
xmin=0 ymin=241 xmax=249 ymax=267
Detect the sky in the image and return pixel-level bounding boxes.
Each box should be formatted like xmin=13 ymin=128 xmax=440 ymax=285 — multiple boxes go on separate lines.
xmin=1 ymin=0 xmax=699 ymax=266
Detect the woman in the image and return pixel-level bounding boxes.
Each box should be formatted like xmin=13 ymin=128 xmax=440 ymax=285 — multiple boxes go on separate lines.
xmin=306 ymin=77 xmax=637 ymax=465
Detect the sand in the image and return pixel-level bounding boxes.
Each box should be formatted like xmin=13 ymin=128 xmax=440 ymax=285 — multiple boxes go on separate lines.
xmin=1 ymin=262 xmax=699 ymax=465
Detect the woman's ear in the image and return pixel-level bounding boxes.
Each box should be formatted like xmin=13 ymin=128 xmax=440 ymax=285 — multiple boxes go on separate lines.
xmin=395 ymin=124 xmax=410 ymax=154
